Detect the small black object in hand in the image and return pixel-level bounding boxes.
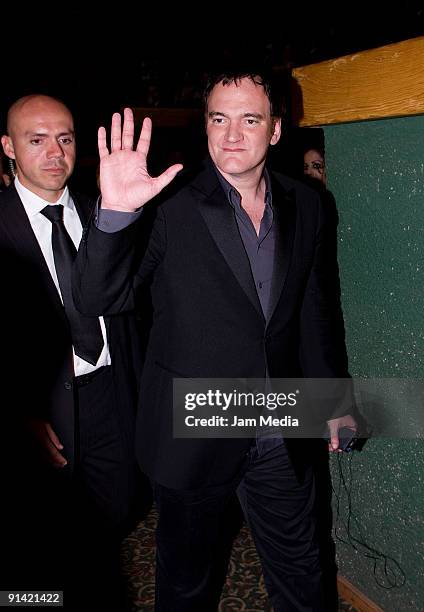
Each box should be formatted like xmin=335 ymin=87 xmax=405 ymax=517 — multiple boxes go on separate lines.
xmin=326 ymin=426 xmax=358 ymax=452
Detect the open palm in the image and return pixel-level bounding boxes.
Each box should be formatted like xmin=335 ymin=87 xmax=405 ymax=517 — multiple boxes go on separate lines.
xmin=99 ymin=108 xmax=183 ymax=211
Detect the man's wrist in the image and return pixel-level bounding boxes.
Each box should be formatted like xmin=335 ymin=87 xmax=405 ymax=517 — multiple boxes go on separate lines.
xmin=96 ymin=205 xmax=143 ymax=233
xmin=101 ymin=200 xmax=140 ymax=212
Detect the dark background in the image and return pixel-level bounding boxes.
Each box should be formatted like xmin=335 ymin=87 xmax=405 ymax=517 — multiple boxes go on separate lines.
xmin=2 ymin=4 xmax=423 ymax=193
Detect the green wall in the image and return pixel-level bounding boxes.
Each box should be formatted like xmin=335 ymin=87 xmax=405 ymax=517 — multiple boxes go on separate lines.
xmin=324 ymin=115 xmax=424 ymax=611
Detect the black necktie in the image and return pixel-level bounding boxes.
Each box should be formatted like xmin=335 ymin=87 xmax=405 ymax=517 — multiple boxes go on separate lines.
xmin=41 ymin=204 xmax=104 ymax=365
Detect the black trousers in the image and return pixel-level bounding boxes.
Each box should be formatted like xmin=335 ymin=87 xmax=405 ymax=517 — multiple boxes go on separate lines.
xmin=154 ymin=441 xmax=325 ymax=612
xmin=74 ymin=365 xmax=139 ymax=533
xmin=2 ymin=366 xmax=146 ymax=611
xmin=65 ymin=366 xmax=141 ymax=610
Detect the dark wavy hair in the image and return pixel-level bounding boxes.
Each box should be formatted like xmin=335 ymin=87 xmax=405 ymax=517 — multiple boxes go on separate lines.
xmin=203 ymin=71 xmax=285 ymax=119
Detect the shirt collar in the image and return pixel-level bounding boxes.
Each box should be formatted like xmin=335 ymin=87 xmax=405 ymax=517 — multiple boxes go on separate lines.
xmin=15 ymin=176 xmax=73 ymax=219
xmin=214 ymin=167 xmax=273 ymax=210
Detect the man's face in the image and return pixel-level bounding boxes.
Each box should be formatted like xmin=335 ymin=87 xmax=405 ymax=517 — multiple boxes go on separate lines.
xmin=1 ymin=96 xmax=75 ymax=202
xmin=206 ymin=78 xmax=281 ymax=181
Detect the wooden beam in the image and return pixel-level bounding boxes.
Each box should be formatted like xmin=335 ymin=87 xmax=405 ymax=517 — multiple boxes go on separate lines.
xmin=291 ymin=37 xmax=424 ymax=126
xmin=337 ymin=575 xmax=384 ymax=612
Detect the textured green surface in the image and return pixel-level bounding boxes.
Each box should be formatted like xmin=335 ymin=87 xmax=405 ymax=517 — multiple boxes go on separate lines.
xmin=325 ymin=116 xmax=424 ymax=611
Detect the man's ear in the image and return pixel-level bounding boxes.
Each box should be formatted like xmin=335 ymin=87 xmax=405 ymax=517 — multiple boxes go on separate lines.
xmin=1 ymin=135 xmax=15 ymax=159
xmin=270 ymin=118 xmax=282 ymax=146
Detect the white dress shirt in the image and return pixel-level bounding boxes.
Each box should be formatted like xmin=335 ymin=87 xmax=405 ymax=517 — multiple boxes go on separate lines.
xmin=15 ymin=177 xmax=111 ymax=376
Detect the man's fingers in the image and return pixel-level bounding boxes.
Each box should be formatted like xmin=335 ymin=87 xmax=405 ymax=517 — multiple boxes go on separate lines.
xmin=327 ymin=414 xmax=357 ymax=452
xmin=44 ymin=446 xmax=67 ymax=468
xmin=42 ymin=423 xmax=67 ymax=466
xmin=98 ymin=127 xmax=109 ymax=160
xmin=28 ymin=420 xmax=67 ymax=467
xmin=154 ymin=164 xmax=184 ymax=192
xmin=111 ymin=112 xmax=122 ymax=152
xmin=122 ymin=108 xmax=134 ymax=151
xmin=328 ymin=423 xmax=340 ymax=451
xmin=330 ymin=435 xmax=340 ymax=451
xmin=135 ymin=117 xmax=152 ymax=157
xmin=45 ymin=422 xmax=63 ymax=450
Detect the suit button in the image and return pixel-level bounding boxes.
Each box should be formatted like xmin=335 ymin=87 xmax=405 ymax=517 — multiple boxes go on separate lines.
xmin=64 ymin=381 xmax=72 ymax=390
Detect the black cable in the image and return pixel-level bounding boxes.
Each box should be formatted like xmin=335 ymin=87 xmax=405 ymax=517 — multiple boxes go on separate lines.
xmin=332 ymin=452 xmax=406 ymax=589
xmin=8 ymin=158 xmax=16 ymax=178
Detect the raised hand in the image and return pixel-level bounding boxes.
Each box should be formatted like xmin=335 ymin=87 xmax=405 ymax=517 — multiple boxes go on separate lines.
xmin=98 ymin=108 xmax=183 ymax=211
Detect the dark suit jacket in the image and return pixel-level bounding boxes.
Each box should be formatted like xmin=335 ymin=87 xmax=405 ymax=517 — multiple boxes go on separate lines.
xmin=0 ymin=185 xmax=141 ymax=473
xmin=74 ymin=159 xmax=350 ymax=489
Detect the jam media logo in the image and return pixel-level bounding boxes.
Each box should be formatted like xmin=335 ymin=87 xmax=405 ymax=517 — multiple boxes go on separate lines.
xmin=231 ymin=414 xmax=299 ymax=427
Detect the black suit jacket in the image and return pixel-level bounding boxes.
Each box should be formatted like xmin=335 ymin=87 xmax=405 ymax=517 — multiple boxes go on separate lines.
xmin=0 ymin=185 xmax=141 ymax=473
xmin=74 ymin=160 xmax=350 ymax=488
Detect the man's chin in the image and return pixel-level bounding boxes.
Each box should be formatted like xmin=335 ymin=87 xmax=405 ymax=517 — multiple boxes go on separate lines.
xmin=216 ymin=161 xmax=248 ymax=176
xmin=43 ymin=174 xmax=70 ymax=189
xmin=32 ymin=177 xmax=69 ymax=198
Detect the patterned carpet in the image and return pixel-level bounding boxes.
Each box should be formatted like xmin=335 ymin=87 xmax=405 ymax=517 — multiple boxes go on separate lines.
xmin=121 ymin=506 xmax=358 ymax=611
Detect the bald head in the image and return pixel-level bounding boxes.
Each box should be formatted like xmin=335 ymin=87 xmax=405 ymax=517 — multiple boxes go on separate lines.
xmin=1 ymin=94 xmax=76 ymax=202
xmin=7 ymin=95 xmax=73 ymax=137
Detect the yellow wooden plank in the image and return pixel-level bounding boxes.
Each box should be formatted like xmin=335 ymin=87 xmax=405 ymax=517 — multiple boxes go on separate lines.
xmin=337 ymin=575 xmax=385 ymax=612
xmin=292 ymin=37 xmax=424 ymax=126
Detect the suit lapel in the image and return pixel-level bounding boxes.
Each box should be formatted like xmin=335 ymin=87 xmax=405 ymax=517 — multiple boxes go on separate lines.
xmin=190 ymin=163 xmax=298 ymax=323
xmin=70 ymin=190 xmax=92 ymax=228
xmin=0 ymin=186 xmax=67 ymax=320
xmin=70 ymin=191 xmax=111 ymax=334
xmin=193 ymin=165 xmax=264 ymax=319
xmin=266 ymin=175 xmax=297 ymax=325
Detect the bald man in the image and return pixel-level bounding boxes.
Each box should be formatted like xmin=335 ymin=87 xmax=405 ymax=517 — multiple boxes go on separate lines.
xmin=0 ymin=95 xmax=148 ymax=609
